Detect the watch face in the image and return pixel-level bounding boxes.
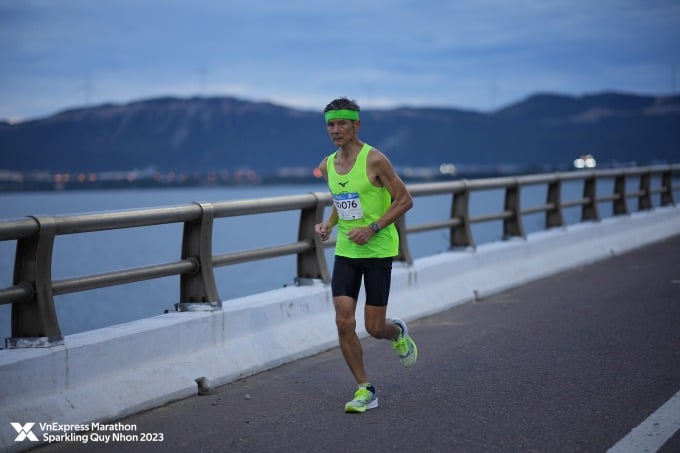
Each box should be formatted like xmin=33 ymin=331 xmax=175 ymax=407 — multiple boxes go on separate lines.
xmin=371 ymin=223 xmax=380 ymax=232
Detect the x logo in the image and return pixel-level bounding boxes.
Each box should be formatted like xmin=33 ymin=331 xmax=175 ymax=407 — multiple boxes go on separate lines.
xmin=11 ymin=423 xmax=39 ymax=442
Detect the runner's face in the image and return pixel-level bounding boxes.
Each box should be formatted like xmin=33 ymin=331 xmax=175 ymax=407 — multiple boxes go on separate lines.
xmin=326 ymin=119 xmax=358 ymax=146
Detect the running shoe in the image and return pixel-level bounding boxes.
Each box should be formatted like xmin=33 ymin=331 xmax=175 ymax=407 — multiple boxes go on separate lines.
xmin=344 ymin=384 xmax=378 ymax=413
xmin=392 ymin=317 xmax=418 ymax=367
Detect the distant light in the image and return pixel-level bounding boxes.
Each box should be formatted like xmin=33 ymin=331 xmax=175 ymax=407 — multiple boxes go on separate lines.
xmin=584 ymin=156 xmax=596 ymax=168
xmin=439 ymin=163 xmax=457 ymax=175
xmin=573 ymin=154 xmax=596 ymax=169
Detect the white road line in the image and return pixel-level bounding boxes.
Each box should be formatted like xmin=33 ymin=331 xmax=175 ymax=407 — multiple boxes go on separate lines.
xmin=607 ymin=389 xmax=680 ymax=453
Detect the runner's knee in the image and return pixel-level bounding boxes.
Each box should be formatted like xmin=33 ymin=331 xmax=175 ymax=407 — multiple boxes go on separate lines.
xmin=335 ymin=314 xmax=356 ymax=335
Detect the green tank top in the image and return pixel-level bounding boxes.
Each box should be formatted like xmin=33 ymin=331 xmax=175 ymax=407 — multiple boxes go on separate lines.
xmin=327 ymin=143 xmax=399 ymax=258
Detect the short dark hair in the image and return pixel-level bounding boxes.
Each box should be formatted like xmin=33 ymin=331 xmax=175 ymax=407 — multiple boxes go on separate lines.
xmin=324 ymin=97 xmax=360 ymax=113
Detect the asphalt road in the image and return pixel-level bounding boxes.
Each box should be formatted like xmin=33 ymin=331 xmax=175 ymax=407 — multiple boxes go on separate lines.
xmin=34 ymin=234 xmax=680 ymax=453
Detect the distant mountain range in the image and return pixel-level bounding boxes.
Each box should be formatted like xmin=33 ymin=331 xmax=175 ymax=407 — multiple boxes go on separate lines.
xmin=1 ymin=92 xmax=679 ymax=177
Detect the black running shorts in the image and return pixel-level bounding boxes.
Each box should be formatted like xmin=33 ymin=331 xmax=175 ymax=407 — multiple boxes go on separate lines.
xmin=331 ymin=256 xmax=393 ymax=307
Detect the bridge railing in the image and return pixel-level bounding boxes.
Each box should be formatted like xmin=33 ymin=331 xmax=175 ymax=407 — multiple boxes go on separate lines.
xmin=1 ymin=164 xmax=678 ymax=346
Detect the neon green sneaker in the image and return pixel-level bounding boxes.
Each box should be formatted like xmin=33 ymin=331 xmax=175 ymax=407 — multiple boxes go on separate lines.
xmin=392 ymin=317 xmax=418 ymax=367
xmin=344 ymin=384 xmax=378 ymax=413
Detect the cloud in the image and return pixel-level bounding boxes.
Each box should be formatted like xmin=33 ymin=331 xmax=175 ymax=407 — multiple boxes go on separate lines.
xmin=0 ymin=0 xmax=678 ymax=120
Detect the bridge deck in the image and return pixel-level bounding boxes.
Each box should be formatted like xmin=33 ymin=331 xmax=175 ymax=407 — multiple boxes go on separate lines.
xmin=37 ymin=234 xmax=680 ymax=452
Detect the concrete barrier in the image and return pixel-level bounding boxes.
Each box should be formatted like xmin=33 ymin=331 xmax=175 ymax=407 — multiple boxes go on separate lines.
xmin=1 ymin=206 xmax=679 ymax=451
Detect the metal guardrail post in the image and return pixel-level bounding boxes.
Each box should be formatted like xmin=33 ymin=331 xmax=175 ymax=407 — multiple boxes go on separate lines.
xmin=661 ymin=169 xmax=675 ymax=206
xmin=451 ymin=182 xmax=474 ymax=247
xmin=8 ymin=216 xmax=63 ymax=347
xmin=638 ymin=170 xmax=652 ymax=211
xmin=296 ymin=194 xmax=330 ymax=283
xmin=176 ymin=203 xmax=221 ymax=312
xmin=546 ymin=177 xmax=564 ymax=228
xmin=613 ymin=174 xmax=629 ymax=215
xmin=394 ymin=215 xmax=413 ymax=264
xmin=582 ymin=174 xmax=600 ymax=221
xmin=503 ymin=179 xmax=525 ymax=238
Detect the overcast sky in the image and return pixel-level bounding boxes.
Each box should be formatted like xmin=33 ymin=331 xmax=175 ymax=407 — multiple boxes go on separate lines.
xmin=1 ymin=0 xmax=678 ymax=121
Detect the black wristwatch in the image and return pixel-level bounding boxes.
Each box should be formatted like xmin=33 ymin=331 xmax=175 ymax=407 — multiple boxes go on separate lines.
xmin=370 ymin=222 xmax=381 ymax=233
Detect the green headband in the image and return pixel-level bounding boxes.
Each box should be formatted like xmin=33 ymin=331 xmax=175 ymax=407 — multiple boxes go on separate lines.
xmin=324 ymin=109 xmax=359 ymax=122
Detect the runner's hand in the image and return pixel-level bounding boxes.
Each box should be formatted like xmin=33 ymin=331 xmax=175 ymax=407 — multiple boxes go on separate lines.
xmin=347 ymin=226 xmax=374 ymax=245
xmin=315 ymin=222 xmax=332 ymax=241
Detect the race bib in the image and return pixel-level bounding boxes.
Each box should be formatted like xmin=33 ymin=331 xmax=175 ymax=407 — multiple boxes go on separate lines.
xmin=333 ymin=192 xmax=364 ymax=220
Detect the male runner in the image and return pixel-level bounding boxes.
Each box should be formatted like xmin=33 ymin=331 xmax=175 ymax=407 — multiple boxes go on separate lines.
xmin=314 ymin=97 xmax=418 ymax=413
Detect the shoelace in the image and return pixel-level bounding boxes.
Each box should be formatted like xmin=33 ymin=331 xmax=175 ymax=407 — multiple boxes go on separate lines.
xmin=392 ymin=336 xmax=409 ymax=355
xmin=353 ymin=387 xmax=374 ymax=402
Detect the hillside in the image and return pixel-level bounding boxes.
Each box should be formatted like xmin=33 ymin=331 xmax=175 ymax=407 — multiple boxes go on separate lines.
xmin=0 ymin=92 xmax=678 ymax=177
